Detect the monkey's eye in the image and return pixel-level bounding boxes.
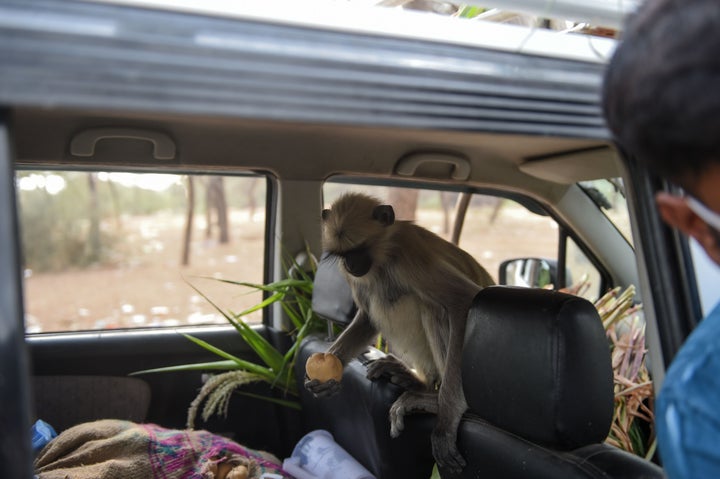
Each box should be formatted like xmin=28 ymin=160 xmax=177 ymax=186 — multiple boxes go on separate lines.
xmin=321 ymin=209 xmax=330 ymax=221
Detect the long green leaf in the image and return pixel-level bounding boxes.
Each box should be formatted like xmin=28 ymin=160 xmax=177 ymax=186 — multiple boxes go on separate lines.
xmin=185 ymin=281 xmax=285 ymax=372
xmin=197 ymin=276 xmax=312 ymax=294
xmin=182 ymin=334 xmax=276 ymax=378
xmin=235 ymin=391 xmax=302 ymax=410
xmin=131 ymin=360 xmax=258 ymax=375
xmin=281 ymin=300 xmax=303 ymax=330
xmin=224 ymin=311 xmax=286 ymax=372
xmin=234 ymin=291 xmax=285 ymax=317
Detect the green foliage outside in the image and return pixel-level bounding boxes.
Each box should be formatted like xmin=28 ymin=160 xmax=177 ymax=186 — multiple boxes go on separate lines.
xmin=16 ymin=171 xmax=264 ymax=272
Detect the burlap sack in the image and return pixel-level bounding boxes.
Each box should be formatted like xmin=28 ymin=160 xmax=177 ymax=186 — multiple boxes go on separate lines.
xmin=34 ymin=419 xmax=287 ymax=479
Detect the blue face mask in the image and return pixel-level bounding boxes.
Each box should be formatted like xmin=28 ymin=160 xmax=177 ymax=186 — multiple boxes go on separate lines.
xmin=686 ymin=195 xmax=720 ymax=232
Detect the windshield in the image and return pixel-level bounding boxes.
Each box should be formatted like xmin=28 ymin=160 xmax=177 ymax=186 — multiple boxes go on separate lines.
xmin=579 ymin=178 xmax=633 ymax=246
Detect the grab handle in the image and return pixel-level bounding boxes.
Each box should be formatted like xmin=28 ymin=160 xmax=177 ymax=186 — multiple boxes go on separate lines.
xmin=70 ymin=128 xmax=176 ymax=160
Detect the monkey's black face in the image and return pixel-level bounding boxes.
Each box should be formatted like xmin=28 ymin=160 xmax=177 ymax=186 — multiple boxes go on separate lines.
xmin=342 ymin=246 xmax=372 ymax=277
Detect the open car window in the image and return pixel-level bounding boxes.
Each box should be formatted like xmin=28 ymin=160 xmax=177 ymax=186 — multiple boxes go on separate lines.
xmin=18 ymin=170 xmax=268 ymax=333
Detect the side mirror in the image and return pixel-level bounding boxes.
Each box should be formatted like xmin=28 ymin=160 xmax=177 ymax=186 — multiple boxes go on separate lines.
xmin=499 ymin=258 xmax=563 ymax=289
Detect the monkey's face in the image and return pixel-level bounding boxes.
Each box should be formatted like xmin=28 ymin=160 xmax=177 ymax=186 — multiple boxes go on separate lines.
xmin=321 ymin=193 xmax=395 ymax=278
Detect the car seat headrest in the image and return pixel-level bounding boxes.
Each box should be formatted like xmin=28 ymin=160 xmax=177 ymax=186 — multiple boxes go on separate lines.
xmin=462 ymin=286 xmax=613 ymax=450
xmin=311 ymin=253 xmax=357 ymax=326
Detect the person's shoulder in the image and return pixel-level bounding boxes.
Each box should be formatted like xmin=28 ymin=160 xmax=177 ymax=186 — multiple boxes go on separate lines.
xmin=661 ymin=302 xmax=720 ymax=398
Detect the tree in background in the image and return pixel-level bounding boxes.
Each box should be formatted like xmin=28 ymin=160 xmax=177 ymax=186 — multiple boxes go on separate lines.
xmin=205 ymin=177 xmax=229 ymax=244
xmin=388 ymin=189 xmax=419 ymax=221
xmin=181 ymin=176 xmax=195 ymax=267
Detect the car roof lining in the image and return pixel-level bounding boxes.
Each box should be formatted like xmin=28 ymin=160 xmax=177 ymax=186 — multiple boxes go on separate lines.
xmin=11 ymin=107 xmax=617 ymax=190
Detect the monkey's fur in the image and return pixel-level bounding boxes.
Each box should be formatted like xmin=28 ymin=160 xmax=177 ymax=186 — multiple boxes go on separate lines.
xmin=305 ymin=192 xmax=494 ymax=473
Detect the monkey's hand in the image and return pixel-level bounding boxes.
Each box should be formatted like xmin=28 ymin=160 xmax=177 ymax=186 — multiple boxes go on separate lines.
xmin=304 ymin=375 xmax=342 ymax=398
xmin=389 ymin=391 xmax=438 ymax=437
xmin=366 ymin=354 xmax=425 ymax=391
xmin=432 ymin=429 xmax=466 ymax=474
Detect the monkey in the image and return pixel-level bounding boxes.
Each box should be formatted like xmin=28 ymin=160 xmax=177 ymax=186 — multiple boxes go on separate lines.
xmin=305 ymin=192 xmax=495 ymax=473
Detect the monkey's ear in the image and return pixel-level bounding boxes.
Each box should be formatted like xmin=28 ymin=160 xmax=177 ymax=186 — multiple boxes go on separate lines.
xmin=321 ymin=209 xmax=330 ymax=221
xmin=373 ymin=205 xmax=395 ymax=226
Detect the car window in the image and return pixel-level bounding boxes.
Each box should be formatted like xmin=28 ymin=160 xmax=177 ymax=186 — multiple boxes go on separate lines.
xmin=18 ymin=171 xmax=267 ymax=333
xmin=580 ymin=178 xmax=633 ymax=246
xmin=456 ymin=193 xmax=558 ymax=283
xmin=566 ymin=236 xmax=603 ymax=301
xmin=324 ymin=180 xmax=602 ymax=300
xmin=690 ymin=239 xmax=720 ymax=316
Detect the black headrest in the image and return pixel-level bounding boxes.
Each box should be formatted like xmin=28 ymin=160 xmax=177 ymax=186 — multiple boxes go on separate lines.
xmin=311 ymin=253 xmax=357 ymax=326
xmin=462 ymin=286 xmax=613 ymax=450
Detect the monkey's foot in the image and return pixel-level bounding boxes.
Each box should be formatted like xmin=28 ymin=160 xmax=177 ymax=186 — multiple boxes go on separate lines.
xmin=366 ymin=355 xmax=425 ymax=390
xmin=388 ymin=391 xmax=438 ymax=438
xmin=432 ymin=430 xmax=466 ymax=474
xmin=304 ymin=376 xmax=341 ymax=398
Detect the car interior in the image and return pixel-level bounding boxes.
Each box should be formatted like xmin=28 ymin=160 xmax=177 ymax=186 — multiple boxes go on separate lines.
xmin=0 ymin=0 xmax=686 ymax=478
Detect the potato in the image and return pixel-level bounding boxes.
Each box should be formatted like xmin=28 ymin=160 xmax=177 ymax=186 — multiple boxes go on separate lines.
xmin=305 ymin=352 xmax=343 ymax=382
xmin=226 ymin=465 xmax=249 ymax=479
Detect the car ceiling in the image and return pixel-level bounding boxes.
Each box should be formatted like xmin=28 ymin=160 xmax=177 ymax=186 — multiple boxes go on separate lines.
xmin=11 ymin=107 xmax=616 ymax=198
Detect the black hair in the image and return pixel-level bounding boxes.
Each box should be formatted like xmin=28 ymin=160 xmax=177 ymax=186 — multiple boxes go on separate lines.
xmin=602 ymin=0 xmax=720 ymax=186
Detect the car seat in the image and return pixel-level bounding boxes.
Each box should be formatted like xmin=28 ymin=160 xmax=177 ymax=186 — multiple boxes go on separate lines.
xmin=32 ymin=375 xmax=151 ymax=433
xmin=294 ymin=255 xmax=435 ymax=479
xmin=440 ymin=286 xmax=665 ymax=478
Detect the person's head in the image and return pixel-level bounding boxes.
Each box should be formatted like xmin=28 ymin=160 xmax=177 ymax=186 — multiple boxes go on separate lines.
xmin=602 ymin=0 xmax=720 ymax=264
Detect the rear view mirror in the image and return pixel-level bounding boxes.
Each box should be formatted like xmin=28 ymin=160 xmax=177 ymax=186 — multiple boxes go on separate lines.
xmin=499 ymin=258 xmax=558 ymax=289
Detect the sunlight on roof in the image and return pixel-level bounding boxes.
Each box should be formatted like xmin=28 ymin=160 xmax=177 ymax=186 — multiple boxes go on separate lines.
xmin=94 ymin=0 xmax=624 ymax=62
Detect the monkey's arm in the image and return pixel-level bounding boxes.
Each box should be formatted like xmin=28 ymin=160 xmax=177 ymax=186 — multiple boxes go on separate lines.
xmin=421 ymin=267 xmax=477 ymax=473
xmin=429 ymin=308 xmax=468 ymax=474
xmin=305 ymin=309 xmax=378 ymax=398
xmin=327 ymin=309 xmax=378 ymax=364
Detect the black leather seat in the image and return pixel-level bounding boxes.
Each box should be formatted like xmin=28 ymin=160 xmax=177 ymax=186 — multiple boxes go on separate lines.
xmin=294 ymin=255 xmax=435 ymax=479
xmin=440 ymin=286 xmax=665 ymax=479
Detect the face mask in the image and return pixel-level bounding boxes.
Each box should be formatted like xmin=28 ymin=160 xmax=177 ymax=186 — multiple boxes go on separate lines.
xmin=686 ymin=196 xmax=720 ymax=232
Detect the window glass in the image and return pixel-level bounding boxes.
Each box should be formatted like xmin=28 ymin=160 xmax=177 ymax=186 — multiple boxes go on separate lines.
xmin=566 ymin=237 xmax=602 ymax=302
xmin=18 ymin=171 xmax=266 ymax=333
xmin=457 ymin=194 xmax=558 ymax=283
xmin=690 ymin=239 xmax=720 ymax=315
xmin=579 ymin=178 xmax=633 ymax=246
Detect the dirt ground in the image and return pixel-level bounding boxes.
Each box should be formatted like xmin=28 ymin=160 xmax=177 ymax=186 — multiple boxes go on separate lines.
xmin=24 ymin=204 xmax=560 ymax=333
xmin=23 ymin=210 xmax=267 ymax=333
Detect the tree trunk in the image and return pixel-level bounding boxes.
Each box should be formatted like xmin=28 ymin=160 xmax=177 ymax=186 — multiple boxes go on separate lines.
xmin=215 ymin=178 xmax=229 ymax=244
xmin=206 ymin=177 xmax=229 ymax=244
xmin=247 ymin=178 xmax=259 ymax=221
xmin=181 ymin=176 xmax=195 ymax=266
xmin=86 ymin=173 xmax=101 ymax=264
xmin=388 ymin=189 xmax=419 ymax=221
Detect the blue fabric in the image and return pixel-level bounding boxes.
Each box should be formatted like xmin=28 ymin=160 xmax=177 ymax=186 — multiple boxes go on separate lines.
xmin=657 ymin=301 xmax=720 ymax=478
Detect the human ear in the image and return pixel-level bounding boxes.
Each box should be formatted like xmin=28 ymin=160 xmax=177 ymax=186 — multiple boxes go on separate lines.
xmin=656 ymin=192 xmax=719 ymax=254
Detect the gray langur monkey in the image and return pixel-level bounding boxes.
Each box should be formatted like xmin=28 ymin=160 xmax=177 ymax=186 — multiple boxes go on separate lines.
xmin=305 ymin=192 xmax=494 ymax=473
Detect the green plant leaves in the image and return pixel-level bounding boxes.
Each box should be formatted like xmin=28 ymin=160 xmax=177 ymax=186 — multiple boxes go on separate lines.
xmin=131 ymin=249 xmax=323 ymax=427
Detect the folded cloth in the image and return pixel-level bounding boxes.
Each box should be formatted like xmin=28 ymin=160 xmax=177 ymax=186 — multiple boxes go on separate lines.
xmin=34 ymin=419 xmax=289 ymax=479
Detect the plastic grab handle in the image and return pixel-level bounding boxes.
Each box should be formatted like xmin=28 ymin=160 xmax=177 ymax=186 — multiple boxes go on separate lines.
xmin=70 ymin=128 xmax=176 ymax=160
xmin=395 ymin=152 xmax=470 ymax=180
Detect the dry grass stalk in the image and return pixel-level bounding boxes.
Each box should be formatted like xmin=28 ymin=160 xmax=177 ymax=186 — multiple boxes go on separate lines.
xmin=187 ymin=370 xmax=267 ymax=429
